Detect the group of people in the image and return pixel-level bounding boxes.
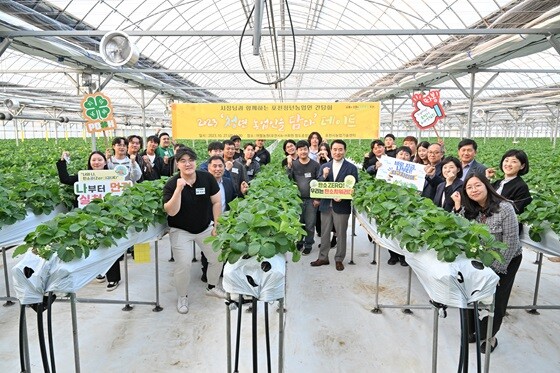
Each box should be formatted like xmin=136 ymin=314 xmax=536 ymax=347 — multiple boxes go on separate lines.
xmin=362 ymin=133 xmax=532 ymax=353
xmin=56 ymin=132 xmax=177 ymax=291
xmin=57 ymin=130 xmax=533 ymax=351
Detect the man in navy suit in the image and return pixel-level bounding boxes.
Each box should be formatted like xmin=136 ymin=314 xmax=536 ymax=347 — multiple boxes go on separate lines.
xmin=200 ymin=155 xmax=248 ymax=282
xmin=311 ymin=140 xmax=359 ymax=271
xmin=458 ymin=138 xmax=487 ymax=181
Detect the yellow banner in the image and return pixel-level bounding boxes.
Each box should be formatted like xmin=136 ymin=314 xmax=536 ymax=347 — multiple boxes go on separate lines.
xmin=172 ymin=102 xmax=379 ymax=140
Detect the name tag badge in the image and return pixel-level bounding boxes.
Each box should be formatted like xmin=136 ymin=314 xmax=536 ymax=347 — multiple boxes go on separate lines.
xmin=232 ymin=167 xmax=239 ymax=174
xmin=248 ymin=170 xmax=254 ymax=175
xmin=304 ymin=172 xmax=312 ymax=178
xmin=195 ymin=187 xmax=206 ymax=195
xmin=255 ymin=156 xmax=261 ymax=162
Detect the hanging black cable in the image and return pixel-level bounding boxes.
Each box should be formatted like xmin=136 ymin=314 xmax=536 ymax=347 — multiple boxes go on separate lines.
xmin=252 ymin=297 xmax=258 ymax=373
xmin=234 ymin=294 xmax=243 ymax=373
xmin=473 ymin=302 xmax=482 ymax=373
xmin=47 ymin=292 xmax=57 ymax=373
xmin=37 ymin=302 xmax=51 ymax=373
xmin=458 ymin=308 xmax=465 ymax=373
xmin=239 ymin=0 xmax=297 ymax=85
xmin=19 ymin=305 xmax=27 ymax=373
xmin=264 ymin=302 xmax=272 ymax=373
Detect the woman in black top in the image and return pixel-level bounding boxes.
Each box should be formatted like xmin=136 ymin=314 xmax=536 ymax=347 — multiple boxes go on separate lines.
xmin=486 ymin=149 xmax=532 ymax=216
xmin=56 ymin=150 xmax=122 ymax=291
xmin=434 ymin=157 xmax=463 ymax=212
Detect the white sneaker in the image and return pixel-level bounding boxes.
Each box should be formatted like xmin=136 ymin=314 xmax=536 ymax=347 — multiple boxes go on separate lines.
xmin=205 ymin=286 xmax=227 ymax=300
xmin=177 ymin=296 xmax=189 ymax=314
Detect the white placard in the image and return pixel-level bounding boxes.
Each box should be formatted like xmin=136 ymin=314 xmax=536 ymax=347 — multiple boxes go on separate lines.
xmin=376 ymin=155 xmax=426 ymax=191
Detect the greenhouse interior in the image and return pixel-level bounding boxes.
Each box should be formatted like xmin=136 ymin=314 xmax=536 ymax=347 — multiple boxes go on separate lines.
xmin=1 ymin=0 xmax=559 ymax=372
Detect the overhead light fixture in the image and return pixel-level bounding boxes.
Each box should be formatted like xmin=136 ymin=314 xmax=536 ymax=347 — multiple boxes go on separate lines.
xmin=4 ymin=98 xmax=20 ymax=110
xmin=100 ymin=31 xmax=140 ymax=67
xmin=474 ymin=108 xmax=485 ymax=118
xmin=442 ymin=100 xmax=452 ymax=109
xmin=0 ymin=112 xmax=14 ymax=121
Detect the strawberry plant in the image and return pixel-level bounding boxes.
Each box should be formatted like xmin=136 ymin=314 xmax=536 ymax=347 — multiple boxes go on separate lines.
xmin=353 ymin=172 xmax=506 ymax=266
xmin=14 ymin=179 xmax=167 ymax=262
xmin=206 ymin=164 xmax=305 ymax=264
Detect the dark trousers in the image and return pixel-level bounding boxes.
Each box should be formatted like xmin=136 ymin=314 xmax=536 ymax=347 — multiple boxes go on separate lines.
xmin=106 ymin=258 xmax=121 ymax=282
xmin=388 ymin=250 xmax=405 ymax=262
xmin=468 ymin=254 xmax=522 ymax=339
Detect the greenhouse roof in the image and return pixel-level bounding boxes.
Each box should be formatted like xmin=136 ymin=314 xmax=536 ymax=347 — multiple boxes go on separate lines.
xmin=1 ymin=0 xmax=560 ymax=133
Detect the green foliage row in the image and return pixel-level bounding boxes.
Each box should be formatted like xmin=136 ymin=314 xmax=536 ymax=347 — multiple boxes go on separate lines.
xmin=344 ymin=137 xmax=560 ymax=240
xmin=206 ymin=164 xmax=306 ymax=264
xmin=0 ymin=138 xmax=92 ymax=227
xmin=353 ymin=172 xmax=506 ymax=266
xmin=14 ymin=179 xmax=167 ymax=262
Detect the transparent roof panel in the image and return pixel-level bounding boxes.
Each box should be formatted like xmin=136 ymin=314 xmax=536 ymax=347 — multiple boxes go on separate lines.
xmin=0 ymin=0 xmax=559 ymax=128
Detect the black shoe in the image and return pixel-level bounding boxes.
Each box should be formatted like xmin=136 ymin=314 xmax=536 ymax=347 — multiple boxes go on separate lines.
xmin=302 ymin=247 xmax=312 ymax=255
xmin=468 ymin=333 xmax=476 ymax=344
xmin=330 ymin=236 xmax=337 ymax=248
xmin=296 ymin=243 xmax=303 ymax=251
xmin=387 ymin=258 xmax=399 ymax=265
xmin=201 ymin=273 xmax=207 ymax=283
xmin=399 ymin=257 xmax=409 ymax=267
xmin=481 ymin=338 xmax=498 ymax=354
xmin=106 ymin=281 xmax=120 ymax=292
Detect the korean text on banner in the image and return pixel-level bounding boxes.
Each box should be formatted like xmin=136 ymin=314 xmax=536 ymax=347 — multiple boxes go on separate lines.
xmin=376 ymin=155 xmax=426 ymax=192
xmin=171 ymin=102 xmax=380 ymax=139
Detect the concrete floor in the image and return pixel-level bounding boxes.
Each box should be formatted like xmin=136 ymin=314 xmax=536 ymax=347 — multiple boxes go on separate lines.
xmin=1 ymin=224 xmax=560 ymax=372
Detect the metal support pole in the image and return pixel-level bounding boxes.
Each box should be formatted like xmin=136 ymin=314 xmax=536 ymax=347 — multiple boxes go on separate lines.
xmin=370 ymin=240 xmax=377 ymax=265
xmin=153 ymin=241 xmax=163 ymax=312
xmin=226 ymin=294 xmax=232 ymax=373
xmin=2 ymin=246 xmax=15 ymax=306
xmin=527 ymin=252 xmax=543 ymax=315
xmin=371 ymin=244 xmax=382 ymax=314
xmin=390 ymin=97 xmax=395 ymax=133
xmin=141 ymin=88 xmax=147 ymax=145
xmin=466 ymin=72 xmax=475 ymax=138
xmin=278 ymin=298 xmax=285 ymax=373
xmin=554 ymin=105 xmax=559 ymax=148
xmin=70 ymin=293 xmax=81 ymax=373
xmin=349 ymin=209 xmax=356 ymax=265
xmin=14 ymin=118 xmax=19 ymax=146
xmin=403 ymin=267 xmax=413 ymax=314
xmin=123 ymin=253 xmax=133 ymax=311
xmin=20 ymin=305 xmax=31 ymax=372
xmin=483 ymin=297 xmax=495 ymax=373
xmin=431 ymin=306 xmax=439 ymax=373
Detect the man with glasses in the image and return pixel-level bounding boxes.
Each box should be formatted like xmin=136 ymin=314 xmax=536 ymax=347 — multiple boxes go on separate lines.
xmin=127 ymin=135 xmax=145 ymax=182
xmin=163 ymin=147 xmax=226 ymax=314
xmin=421 ymin=143 xmax=445 ymax=201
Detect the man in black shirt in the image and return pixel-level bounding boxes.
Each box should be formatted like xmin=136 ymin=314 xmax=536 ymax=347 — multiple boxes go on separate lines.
xmin=254 ymin=139 xmax=271 ymax=165
xmin=163 ymin=147 xmax=225 ymax=314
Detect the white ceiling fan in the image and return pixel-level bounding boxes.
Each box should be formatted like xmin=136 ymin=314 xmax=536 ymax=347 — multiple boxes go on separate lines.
xmin=99 ymin=31 xmax=140 ymax=67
